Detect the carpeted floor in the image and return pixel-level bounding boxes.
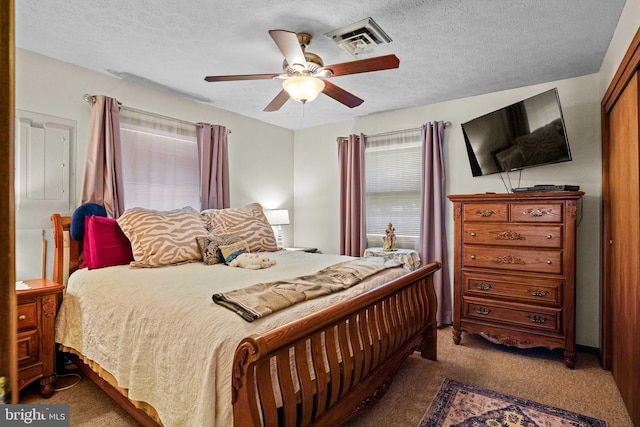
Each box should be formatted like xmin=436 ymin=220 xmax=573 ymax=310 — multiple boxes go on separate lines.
xmin=20 ymin=327 xmax=634 ymax=426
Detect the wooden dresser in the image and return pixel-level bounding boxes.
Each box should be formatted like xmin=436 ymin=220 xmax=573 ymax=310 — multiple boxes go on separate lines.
xmin=16 ymin=278 xmax=64 ymax=398
xmin=448 ymin=191 xmax=583 ymax=368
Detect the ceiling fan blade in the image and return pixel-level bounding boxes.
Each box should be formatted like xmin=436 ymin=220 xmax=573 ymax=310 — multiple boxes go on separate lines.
xmin=263 ymin=89 xmax=290 ymax=112
xmin=205 ymin=73 xmax=280 ymax=82
xmin=324 ymin=54 xmax=400 ymax=77
xmin=322 ymin=80 xmax=364 ymax=108
xmin=269 ymin=29 xmax=306 ymax=68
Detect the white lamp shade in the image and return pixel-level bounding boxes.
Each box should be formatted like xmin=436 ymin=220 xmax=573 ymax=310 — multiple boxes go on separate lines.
xmin=265 ymin=209 xmax=290 ymax=226
xmin=282 ymin=76 xmax=325 ymax=103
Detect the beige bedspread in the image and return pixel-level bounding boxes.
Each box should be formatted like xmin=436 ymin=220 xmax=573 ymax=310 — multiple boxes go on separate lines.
xmin=54 ymin=251 xmax=409 ymax=427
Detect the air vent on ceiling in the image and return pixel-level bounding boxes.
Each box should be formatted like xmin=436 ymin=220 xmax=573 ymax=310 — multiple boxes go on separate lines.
xmin=325 ymin=17 xmax=392 ymax=57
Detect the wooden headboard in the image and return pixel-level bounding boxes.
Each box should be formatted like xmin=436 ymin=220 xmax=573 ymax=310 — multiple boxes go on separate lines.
xmin=50 ymin=214 xmax=80 ymax=285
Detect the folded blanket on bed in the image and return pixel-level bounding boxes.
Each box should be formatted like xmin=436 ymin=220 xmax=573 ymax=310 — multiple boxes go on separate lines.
xmin=212 ymin=257 xmax=404 ymax=321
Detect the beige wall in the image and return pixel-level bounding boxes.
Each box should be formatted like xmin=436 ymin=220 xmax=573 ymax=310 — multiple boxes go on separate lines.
xmin=599 ymin=0 xmax=640 ymax=97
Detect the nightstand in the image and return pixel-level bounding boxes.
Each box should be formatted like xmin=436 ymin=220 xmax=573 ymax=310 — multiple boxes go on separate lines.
xmin=16 ymin=278 xmax=64 ymax=399
xmin=363 ymin=247 xmax=421 ymax=271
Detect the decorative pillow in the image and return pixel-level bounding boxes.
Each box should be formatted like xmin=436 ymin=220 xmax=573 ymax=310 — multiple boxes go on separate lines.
xmin=196 ymin=235 xmax=243 ymax=265
xmin=85 ymin=216 xmax=133 ymax=269
xmin=80 ymin=216 xmax=93 ymax=269
xmin=117 ymin=207 xmax=208 ymax=268
xmin=218 ymin=239 xmax=250 ymax=265
xmin=201 ymin=203 xmax=278 ymax=252
xmin=70 ymin=203 xmax=107 ymax=241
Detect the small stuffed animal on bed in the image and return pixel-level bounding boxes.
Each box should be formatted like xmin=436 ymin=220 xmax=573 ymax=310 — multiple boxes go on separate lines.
xmin=228 ymin=253 xmax=276 ymax=270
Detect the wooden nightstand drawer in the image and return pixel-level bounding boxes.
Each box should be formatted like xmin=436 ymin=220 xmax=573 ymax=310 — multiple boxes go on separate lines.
xmin=462 ymin=272 xmax=562 ymax=305
xmin=463 ymin=298 xmax=561 ymax=333
xmin=17 ymin=329 xmax=40 ymax=365
xmin=462 ymin=245 xmax=563 ymax=274
xmin=463 ymin=203 xmax=508 ymax=222
xmin=17 ymin=302 xmax=38 ymax=331
xmin=510 ymin=203 xmax=563 ymax=223
xmin=17 ymin=365 xmax=45 ymax=391
xmin=463 ymin=223 xmax=563 ymax=248
xmin=16 ymin=278 xmax=65 ymax=399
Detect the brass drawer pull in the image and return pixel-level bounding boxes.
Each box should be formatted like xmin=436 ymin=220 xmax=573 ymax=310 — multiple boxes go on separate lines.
xmin=470 ymin=255 xmax=476 ymax=260
xmin=527 ymin=289 xmax=549 ymax=297
xmin=525 ymin=208 xmax=552 ymax=217
xmin=547 ymin=260 xmax=552 ymax=264
xmin=547 ymin=235 xmax=553 ymax=239
xmin=475 ymin=209 xmax=495 ymax=217
xmin=494 ymin=255 xmax=525 ymax=265
xmin=474 ymin=307 xmax=492 ymax=315
xmin=473 ymin=282 xmax=492 ymax=291
xmin=470 ymin=232 xmax=476 ymax=237
xmin=528 ymin=315 xmax=548 ymax=323
xmin=18 ymin=314 xmax=26 ymax=321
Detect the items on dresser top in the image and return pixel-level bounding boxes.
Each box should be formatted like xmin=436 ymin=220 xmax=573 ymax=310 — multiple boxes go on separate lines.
xmin=448 ymin=191 xmax=583 ymax=368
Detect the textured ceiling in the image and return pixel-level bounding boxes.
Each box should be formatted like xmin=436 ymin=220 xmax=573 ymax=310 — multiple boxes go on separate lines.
xmin=15 ymin=0 xmax=626 ymax=131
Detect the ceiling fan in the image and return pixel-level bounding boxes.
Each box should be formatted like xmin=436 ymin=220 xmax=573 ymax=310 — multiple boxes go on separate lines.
xmin=204 ymin=29 xmax=400 ymax=112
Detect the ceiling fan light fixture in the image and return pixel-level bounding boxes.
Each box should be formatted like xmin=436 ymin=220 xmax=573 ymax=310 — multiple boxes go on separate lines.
xmin=282 ymin=76 xmax=325 ymax=104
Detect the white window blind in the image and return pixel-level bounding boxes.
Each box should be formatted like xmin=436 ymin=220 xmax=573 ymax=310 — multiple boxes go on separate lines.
xmin=119 ymin=108 xmax=200 ymax=211
xmin=365 ymin=129 xmax=422 ymax=249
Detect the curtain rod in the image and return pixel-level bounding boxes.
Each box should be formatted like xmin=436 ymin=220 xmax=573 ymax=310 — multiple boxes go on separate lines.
xmin=367 ymin=121 xmax=451 ymax=139
xmin=83 ymin=94 xmax=231 ymax=133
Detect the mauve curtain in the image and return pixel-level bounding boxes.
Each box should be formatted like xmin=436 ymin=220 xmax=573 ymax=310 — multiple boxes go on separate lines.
xmin=420 ymin=121 xmax=452 ymax=326
xmin=80 ymin=95 xmax=125 ymax=218
xmin=338 ymin=134 xmax=367 ymax=256
xmin=197 ymin=123 xmax=230 ymax=210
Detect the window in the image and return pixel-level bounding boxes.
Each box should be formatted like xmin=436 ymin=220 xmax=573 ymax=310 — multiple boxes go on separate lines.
xmin=119 ymin=108 xmax=200 ymax=211
xmin=365 ymin=129 xmax=422 ymax=250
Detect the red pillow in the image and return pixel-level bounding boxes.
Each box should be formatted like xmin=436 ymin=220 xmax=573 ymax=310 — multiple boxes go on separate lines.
xmin=80 ymin=216 xmax=93 ymax=269
xmin=85 ymin=215 xmax=133 ymax=269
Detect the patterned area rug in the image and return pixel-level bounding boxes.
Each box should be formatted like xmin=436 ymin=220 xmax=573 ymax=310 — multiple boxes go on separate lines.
xmin=419 ymin=378 xmax=607 ymax=426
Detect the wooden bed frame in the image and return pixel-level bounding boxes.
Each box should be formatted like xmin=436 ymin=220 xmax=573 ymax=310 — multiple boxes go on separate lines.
xmin=51 ymin=213 xmax=441 ymax=426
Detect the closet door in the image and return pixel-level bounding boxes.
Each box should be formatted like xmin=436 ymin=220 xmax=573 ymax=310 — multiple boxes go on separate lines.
xmin=603 ymin=70 xmax=639 ymax=425
xmin=602 ymin=26 xmax=640 ymax=425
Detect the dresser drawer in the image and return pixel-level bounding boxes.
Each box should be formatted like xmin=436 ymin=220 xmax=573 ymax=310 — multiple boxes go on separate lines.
xmin=510 ymin=203 xmax=563 ymax=223
xmin=463 ymin=203 xmax=508 ymax=222
xmin=463 ymin=224 xmax=563 ymax=248
xmin=463 ymin=245 xmax=563 ymax=274
xmin=17 ymin=329 xmax=40 ymax=366
xmin=462 ymin=272 xmax=562 ymax=305
xmin=463 ymin=298 xmax=561 ymax=333
xmin=17 ymin=303 xmax=38 ymax=331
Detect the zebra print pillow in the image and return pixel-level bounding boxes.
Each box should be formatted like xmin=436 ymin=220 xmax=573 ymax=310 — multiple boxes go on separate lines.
xmin=117 ymin=206 xmax=208 ymax=268
xmin=201 ymin=203 xmax=278 ymax=252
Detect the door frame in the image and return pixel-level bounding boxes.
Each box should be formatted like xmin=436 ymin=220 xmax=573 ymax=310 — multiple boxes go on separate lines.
xmin=0 ymin=0 xmax=17 ymax=403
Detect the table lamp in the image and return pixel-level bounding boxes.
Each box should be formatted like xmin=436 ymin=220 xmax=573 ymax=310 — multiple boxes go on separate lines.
xmin=265 ymin=209 xmax=290 ymax=248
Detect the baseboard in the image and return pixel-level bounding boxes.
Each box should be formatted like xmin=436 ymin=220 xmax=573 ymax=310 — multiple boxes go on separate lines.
xmin=577 ymin=344 xmax=602 ymax=363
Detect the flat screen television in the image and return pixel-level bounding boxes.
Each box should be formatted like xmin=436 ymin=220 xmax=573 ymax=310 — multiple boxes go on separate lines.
xmin=461 ymin=88 xmax=572 ymax=177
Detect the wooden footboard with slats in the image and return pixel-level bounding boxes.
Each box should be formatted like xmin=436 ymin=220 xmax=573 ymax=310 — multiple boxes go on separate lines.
xmin=232 ymin=261 xmax=440 ymax=427
xmin=50 ymin=213 xmax=440 ymax=426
